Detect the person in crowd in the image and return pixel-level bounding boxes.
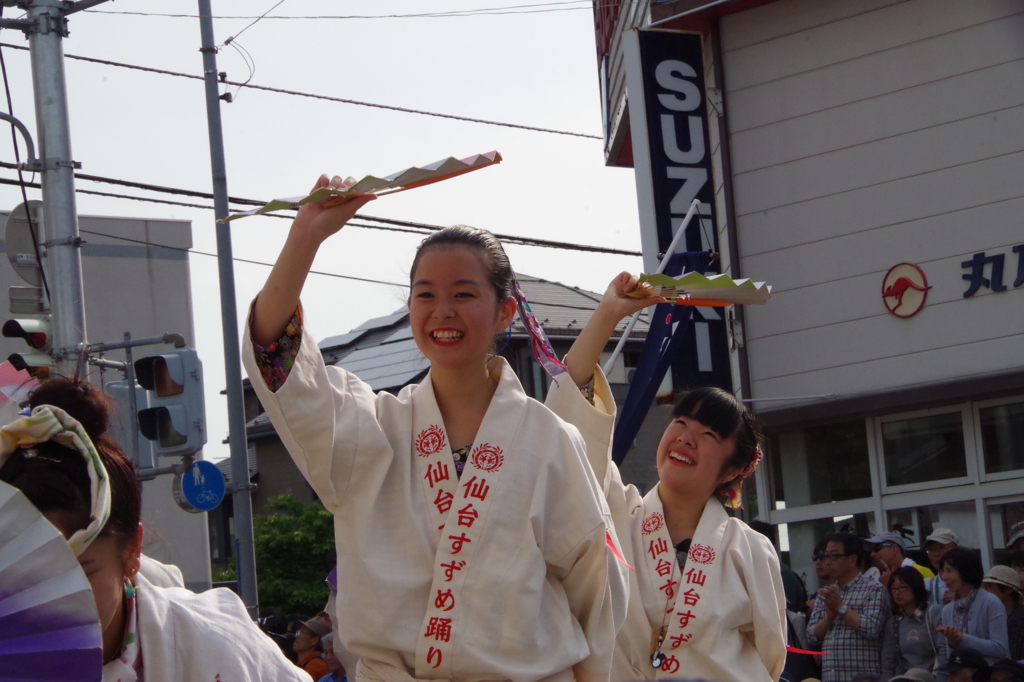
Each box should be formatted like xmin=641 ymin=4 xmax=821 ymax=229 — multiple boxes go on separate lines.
xmin=936 ymin=647 xmax=990 ymax=682
xmin=260 ymin=607 xmax=298 ymax=663
xmin=1007 ymin=523 xmax=1024 ymax=555
xmin=924 ymin=529 xmax=960 ymax=606
xmin=981 ymin=566 xmax=1024 ymax=661
xmin=850 ymin=674 xmax=881 ymax=682
xmin=888 ymin=669 xmax=935 ymax=682
xmin=319 ymin=634 xmax=348 ymax=682
xmin=294 ymin=615 xmax=331 ymax=680
xmin=0 ymin=377 xmax=306 ymax=682
xmin=807 ymin=533 xmax=890 ymax=682
xmin=937 ymin=548 xmax=1009 ymax=664
xmin=987 ymin=659 xmax=1024 ymax=682
xmin=1011 ymin=552 xmax=1024 ymax=588
xmin=881 ymin=566 xmax=947 ymax=678
xmin=812 ymin=538 xmax=836 ymax=586
xmin=549 ymin=272 xmax=787 ymax=681
xmin=868 ymin=531 xmax=935 ymax=588
xmin=245 ymin=175 xmax=627 ymax=682
xmin=752 ymin=519 xmax=809 ymax=614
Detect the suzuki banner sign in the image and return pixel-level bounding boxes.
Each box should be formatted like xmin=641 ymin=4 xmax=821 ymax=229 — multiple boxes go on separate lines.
xmin=622 ymin=28 xmax=732 ymax=394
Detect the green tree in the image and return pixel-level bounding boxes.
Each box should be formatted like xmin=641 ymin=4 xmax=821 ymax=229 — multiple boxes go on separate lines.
xmin=253 ymin=494 xmax=336 ymax=615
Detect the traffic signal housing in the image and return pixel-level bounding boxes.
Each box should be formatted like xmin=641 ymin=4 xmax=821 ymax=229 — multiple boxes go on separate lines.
xmin=135 ymin=347 xmax=206 ymax=456
xmin=3 ymin=316 xmax=53 ymax=377
xmin=105 ymin=380 xmax=157 ymax=472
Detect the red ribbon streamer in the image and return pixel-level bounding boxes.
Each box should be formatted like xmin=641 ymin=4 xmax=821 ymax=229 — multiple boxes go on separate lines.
xmin=786 ymin=646 xmax=827 ymax=655
xmin=606 ymin=530 xmax=635 ymax=572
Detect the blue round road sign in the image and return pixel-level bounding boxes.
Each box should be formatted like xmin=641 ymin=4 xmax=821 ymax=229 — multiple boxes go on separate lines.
xmin=180 ymin=460 xmax=225 ymax=511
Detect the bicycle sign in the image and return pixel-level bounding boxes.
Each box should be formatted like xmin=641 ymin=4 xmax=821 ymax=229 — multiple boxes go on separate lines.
xmin=179 ymin=460 xmax=225 ymax=512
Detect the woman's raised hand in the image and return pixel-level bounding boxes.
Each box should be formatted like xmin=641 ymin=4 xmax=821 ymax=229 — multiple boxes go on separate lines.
xmin=293 ymin=174 xmax=377 ymax=246
xmin=596 ymin=271 xmax=667 ymax=324
xmin=251 ymin=173 xmax=376 ymax=347
xmin=563 ymin=272 xmax=666 ymax=388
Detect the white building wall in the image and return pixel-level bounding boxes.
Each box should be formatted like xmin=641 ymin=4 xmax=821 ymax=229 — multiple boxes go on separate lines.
xmin=719 ymin=0 xmax=1024 ymax=404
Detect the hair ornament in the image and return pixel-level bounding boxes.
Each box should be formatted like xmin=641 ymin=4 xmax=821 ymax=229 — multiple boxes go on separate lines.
xmin=717 ymin=443 xmax=764 ymax=510
xmin=0 ymin=405 xmax=111 ymax=556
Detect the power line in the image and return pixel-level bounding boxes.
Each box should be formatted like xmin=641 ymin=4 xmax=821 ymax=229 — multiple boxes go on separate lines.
xmin=74 ymin=225 xmax=630 ymax=319
xmin=221 ymin=0 xmax=286 ymax=45
xmin=76 ymin=226 xmax=409 ymax=288
xmin=0 ymin=169 xmax=643 ymax=256
xmin=84 ymin=2 xmax=593 ymax=20
xmin=0 ymin=42 xmax=602 ymax=140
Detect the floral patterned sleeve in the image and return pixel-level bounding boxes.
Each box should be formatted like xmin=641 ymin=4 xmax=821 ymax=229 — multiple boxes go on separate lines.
xmin=252 ymin=309 xmax=303 ymax=392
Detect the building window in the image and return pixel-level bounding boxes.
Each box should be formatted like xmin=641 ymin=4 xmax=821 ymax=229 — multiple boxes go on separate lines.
xmin=767 ymin=420 xmax=872 ymax=509
xmin=980 ymin=401 xmax=1024 ymax=475
xmin=881 ymin=412 xmax=968 ymax=488
xmin=885 ymin=501 xmax=977 ymax=556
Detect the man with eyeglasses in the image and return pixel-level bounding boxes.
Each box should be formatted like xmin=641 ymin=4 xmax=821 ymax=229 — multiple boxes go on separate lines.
xmin=807 ymin=533 xmax=889 ymax=682
xmin=866 ymin=531 xmax=935 ymax=590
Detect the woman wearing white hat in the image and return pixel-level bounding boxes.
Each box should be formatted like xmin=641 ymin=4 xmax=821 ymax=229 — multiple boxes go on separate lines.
xmin=982 ymin=566 xmax=1024 ymax=661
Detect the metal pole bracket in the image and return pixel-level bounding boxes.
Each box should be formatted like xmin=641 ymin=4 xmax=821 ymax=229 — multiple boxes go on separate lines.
xmin=23 ymin=157 xmax=82 ymax=171
xmin=24 ymin=10 xmax=69 ymax=36
xmin=42 ymin=235 xmax=84 ymax=248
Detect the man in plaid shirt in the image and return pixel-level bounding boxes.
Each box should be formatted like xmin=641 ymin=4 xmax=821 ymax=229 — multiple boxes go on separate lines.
xmin=807 ymin=533 xmax=890 ymax=682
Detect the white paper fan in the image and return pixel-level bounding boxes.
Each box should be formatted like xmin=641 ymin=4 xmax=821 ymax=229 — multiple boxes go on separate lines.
xmin=0 ymin=480 xmax=102 ymax=682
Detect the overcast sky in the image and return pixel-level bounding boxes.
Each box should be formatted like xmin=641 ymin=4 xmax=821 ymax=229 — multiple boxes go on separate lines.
xmin=0 ymin=0 xmax=645 ymax=461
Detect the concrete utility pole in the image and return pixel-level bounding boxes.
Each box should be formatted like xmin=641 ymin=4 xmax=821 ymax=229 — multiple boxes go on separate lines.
xmin=0 ymin=0 xmax=109 ymax=371
xmin=197 ymin=0 xmax=259 ymax=615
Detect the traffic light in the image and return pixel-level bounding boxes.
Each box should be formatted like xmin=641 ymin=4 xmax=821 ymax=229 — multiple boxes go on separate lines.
xmin=105 ymin=380 xmax=157 ymax=471
xmin=134 ymin=347 xmax=206 ymax=456
xmin=3 ymin=316 xmax=53 ymax=377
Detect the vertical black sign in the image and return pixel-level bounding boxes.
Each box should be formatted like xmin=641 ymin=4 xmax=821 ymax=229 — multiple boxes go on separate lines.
xmin=632 ymin=29 xmax=732 ymax=393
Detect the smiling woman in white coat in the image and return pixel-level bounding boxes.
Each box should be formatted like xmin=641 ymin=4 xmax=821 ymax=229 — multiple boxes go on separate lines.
xmin=244 ymin=175 xmax=627 ymax=682
xmin=545 ymin=272 xmax=788 ymax=682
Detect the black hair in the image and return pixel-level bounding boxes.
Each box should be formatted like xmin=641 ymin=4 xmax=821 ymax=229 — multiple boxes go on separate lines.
xmin=673 ymin=386 xmax=762 ymax=480
xmin=824 ymin=532 xmax=866 ymax=561
xmin=1010 ymin=551 xmax=1024 ymax=569
xmin=410 ymin=225 xmax=514 ymax=303
xmin=940 ymin=547 xmax=985 ymax=589
xmin=888 ymin=565 xmax=929 ymax=612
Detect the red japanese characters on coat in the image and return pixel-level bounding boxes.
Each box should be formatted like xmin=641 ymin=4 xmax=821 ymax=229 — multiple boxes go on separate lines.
xmin=416 ymin=425 xmax=447 ymax=456
xmin=642 ymin=511 xmax=665 ymax=535
xmin=425 ymin=462 xmax=451 ymax=488
xmin=469 ymin=443 xmax=504 ymax=472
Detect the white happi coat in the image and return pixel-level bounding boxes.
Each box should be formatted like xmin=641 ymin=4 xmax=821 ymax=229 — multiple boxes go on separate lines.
xmin=242 ymin=319 xmax=627 ymax=682
xmin=133 ymin=572 xmax=307 ymax=682
xmin=545 ymin=369 xmax=787 ymax=682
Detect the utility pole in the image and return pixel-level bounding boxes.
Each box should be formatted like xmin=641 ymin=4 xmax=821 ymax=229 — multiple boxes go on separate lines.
xmin=0 ymin=0 xmax=109 ymax=372
xmin=197 ymin=0 xmax=259 ymax=616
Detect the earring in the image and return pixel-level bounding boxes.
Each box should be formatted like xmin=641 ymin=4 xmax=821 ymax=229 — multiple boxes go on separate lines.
xmin=123 ymin=578 xmax=136 ymax=599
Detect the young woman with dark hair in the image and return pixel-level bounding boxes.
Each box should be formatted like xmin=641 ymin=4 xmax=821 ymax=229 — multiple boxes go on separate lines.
xmin=0 ymin=377 xmax=305 ymax=682
xmin=547 ymin=273 xmax=787 ymax=681
xmin=881 ymin=566 xmax=947 ymax=677
xmin=937 ymin=547 xmax=1009 ymax=663
xmin=245 ymin=176 xmax=626 ymax=682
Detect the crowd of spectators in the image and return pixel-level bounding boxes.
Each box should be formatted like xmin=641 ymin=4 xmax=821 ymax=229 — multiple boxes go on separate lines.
xmin=258 ymin=609 xmax=348 ymax=682
xmin=776 ymin=522 xmax=1024 ymax=682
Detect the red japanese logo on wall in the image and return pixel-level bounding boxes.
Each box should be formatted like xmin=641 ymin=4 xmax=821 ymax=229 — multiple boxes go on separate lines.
xmin=882 ymin=263 xmax=931 ymax=318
